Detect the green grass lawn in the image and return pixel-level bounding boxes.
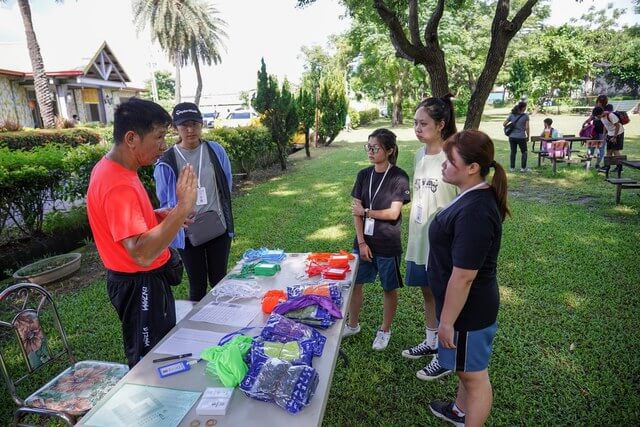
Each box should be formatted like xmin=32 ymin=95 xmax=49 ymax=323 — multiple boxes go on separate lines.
xmin=1 ymin=108 xmax=639 ymax=425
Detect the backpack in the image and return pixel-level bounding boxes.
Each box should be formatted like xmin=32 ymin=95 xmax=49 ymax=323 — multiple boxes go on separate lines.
xmin=504 ymin=114 xmax=525 ymax=136
xmin=579 ymin=123 xmax=597 ymax=139
xmin=613 ymin=111 xmax=630 ymax=125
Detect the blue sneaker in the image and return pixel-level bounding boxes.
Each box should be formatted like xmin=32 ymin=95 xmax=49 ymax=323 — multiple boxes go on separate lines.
xmin=429 ymin=400 xmax=465 ymax=427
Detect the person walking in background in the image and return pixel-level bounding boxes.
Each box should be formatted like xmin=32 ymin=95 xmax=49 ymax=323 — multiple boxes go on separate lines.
xmin=155 ymin=102 xmax=234 ymax=302
xmin=427 ymin=130 xmax=509 ymax=427
xmin=402 ymin=96 xmax=458 ymax=382
xmin=86 ymin=98 xmax=197 ymax=367
xmin=503 ymin=101 xmax=529 ymax=172
xmin=344 ymin=128 xmax=411 ymax=351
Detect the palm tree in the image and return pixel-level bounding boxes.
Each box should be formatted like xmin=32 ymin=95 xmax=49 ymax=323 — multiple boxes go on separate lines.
xmin=133 ymin=0 xmax=227 ymax=106
xmin=3 ymin=0 xmax=58 ymax=127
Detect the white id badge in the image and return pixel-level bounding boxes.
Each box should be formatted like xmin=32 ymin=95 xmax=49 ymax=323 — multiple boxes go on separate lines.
xmin=196 ymin=187 xmax=208 ymax=205
xmin=364 ymin=217 xmax=375 ymax=236
xmin=415 ymin=204 xmax=424 ymax=224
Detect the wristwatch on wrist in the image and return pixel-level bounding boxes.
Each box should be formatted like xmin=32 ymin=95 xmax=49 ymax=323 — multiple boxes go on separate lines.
xmin=364 ymin=208 xmax=370 ymax=217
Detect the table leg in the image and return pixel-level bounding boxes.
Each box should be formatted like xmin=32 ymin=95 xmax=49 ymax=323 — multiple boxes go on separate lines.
xmin=338 ymin=347 xmax=349 ymax=368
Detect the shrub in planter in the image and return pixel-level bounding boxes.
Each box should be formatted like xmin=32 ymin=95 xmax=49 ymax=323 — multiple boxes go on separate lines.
xmin=0 ymin=128 xmax=101 ymax=150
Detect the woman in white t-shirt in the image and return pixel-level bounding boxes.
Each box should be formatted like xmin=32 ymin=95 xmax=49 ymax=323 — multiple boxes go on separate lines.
xmin=401 ymin=95 xmax=458 ymax=381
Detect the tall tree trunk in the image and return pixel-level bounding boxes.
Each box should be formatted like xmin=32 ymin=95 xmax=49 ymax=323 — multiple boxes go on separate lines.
xmin=17 ymin=0 xmax=55 ymax=128
xmin=464 ymin=0 xmax=538 ymax=129
xmin=304 ymin=127 xmax=310 ymax=158
xmin=174 ymin=53 xmax=182 ymax=104
xmin=277 ymin=144 xmax=287 ymax=171
xmin=194 ymin=56 xmax=202 ymax=106
xmin=391 ymin=83 xmax=403 ymax=127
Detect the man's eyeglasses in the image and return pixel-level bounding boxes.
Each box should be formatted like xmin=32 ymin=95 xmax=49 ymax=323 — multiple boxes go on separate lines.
xmin=363 ymin=144 xmax=381 ymax=154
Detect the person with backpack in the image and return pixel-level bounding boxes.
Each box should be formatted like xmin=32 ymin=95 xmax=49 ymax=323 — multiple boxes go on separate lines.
xmin=154 ymin=102 xmax=234 ymax=302
xmin=594 ymin=104 xmax=625 ymax=173
xmin=503 ymin=101 xmax=529 ymax=172
xmin=580 ymin=95 xmax=608 ymax=168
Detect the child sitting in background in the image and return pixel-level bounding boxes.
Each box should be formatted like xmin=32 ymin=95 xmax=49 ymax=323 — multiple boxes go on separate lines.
xmin=541 ymin=118 xmax=560 ymax=139
xmin=540 ymin=118 xmax=560 ymax=153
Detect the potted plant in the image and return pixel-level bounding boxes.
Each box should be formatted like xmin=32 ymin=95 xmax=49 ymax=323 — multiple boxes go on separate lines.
xmin=13 ymin=253 xmax=82 ymax=285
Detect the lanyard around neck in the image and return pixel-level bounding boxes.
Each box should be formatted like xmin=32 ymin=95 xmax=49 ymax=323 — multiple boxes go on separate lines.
xmin=174 ymin=143 xmax=203 ymax=187
xmin=368 ymin=163 xmax=391 ymax=209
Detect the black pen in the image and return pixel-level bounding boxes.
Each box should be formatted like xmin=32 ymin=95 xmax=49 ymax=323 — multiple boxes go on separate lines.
xmin=152 ymin=353 xmax=193 ymax=363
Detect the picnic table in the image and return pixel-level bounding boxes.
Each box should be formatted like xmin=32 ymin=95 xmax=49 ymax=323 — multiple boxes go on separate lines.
xmin=530 ymin=136 xmax=589 ymax=173
xmin=605 ymin=159 xmax=640 ymax=204
xmin=78 ymin=253 xmax=358 ymax=427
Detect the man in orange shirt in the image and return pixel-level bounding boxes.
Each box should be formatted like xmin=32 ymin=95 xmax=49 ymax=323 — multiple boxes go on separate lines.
xmin=87 ymin=98 xmax=196 ymax=367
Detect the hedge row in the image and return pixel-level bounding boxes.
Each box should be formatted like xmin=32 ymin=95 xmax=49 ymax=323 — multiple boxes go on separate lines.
xmin=0 ymin=125 xmax=278 ymax=237
xmin=0 ymin=128 xmax=102 ymax=150
xmin=202 ymin=125 xmax=278 ymax=178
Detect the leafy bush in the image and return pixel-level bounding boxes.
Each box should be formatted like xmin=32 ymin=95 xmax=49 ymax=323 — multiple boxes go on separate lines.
xmin=358 ymin=108 xmax=380 ymax=126
xmin=80 ymin=126 xmax=114 ymax=145
xmin=0 ymin=120 xmax=23 ymax=132
xmin=0 ymin=144 xmax=67 ymax=235
xmin=0 ymin=128 xmax=101 ymax=150
xmin=63 ymin=143 xmax=109 ymax=201
xmin=55 ymin=116 xmax=76 ymax=129
xmin=42 ymin=206 xmax=88 ymax=235
xmin=348 ymin=109 xmax=360 ymax=129
xmin=493 ymin=99 xmax=507 ymax=108
xmin=317 ymin=71 xmax=348 ymax=146
xmin=203 ymin=125 xmax=276 ymax=178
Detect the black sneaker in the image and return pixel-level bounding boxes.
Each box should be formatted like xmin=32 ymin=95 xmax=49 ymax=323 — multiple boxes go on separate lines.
xmin=416 ymin=356 xmax=452 ymax=381
xmin=429 ymin=400 xmax=465 ymax=427
xmin=401 ymin=339 xmax=437 ymax=359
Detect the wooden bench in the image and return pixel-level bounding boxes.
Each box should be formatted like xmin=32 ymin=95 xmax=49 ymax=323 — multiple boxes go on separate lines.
xmin=606 ymin=178 xmax=640 ymax=204
xmin=598 ymin=155 xmax=627 ymax=179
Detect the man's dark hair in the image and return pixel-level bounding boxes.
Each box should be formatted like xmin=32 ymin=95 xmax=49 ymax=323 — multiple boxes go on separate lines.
xmin=544 ymin=118 xmax=553 ymax=126
xmin=113 ymin=98 xmax=172 ymax=144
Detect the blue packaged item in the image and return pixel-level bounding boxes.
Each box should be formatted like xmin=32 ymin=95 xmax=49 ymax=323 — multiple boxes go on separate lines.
xmin=249 ymin=340 xmax=315 ymax=367
xmin=242 ymin=248 xmax=287 ymax=263
xmin=260 ymin=313 xmax=326 ymax=357
xmin=239 ymin=358 xmax=319 ymax=414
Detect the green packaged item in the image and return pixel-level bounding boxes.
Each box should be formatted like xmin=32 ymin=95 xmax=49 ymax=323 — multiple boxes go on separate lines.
xmin=254 ymin=262 xmax=281 ymax=276
xmin=201 ymin=335 xmax=253 ymax=387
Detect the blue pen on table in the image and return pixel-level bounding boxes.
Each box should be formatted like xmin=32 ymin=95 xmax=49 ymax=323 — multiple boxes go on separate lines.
xmin=152 ymin=352 xmax=193 ymax=363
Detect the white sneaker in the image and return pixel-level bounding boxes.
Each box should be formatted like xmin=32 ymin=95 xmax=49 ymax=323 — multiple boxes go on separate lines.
xmin=372 ymin=329 xmax=391 ymax=351
xmin=342 ymin=323 xmax=361 ymax=338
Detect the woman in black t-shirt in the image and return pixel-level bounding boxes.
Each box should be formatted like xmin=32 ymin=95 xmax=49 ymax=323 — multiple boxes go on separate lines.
xmin=343 ymin=128 xmax=410 ymax=352
xmin=426 ymin=130 xmax=510 ymax=427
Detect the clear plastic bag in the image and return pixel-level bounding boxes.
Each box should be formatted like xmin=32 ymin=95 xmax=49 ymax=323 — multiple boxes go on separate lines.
xmin=240 ymin=358 xmax=319 ymax=413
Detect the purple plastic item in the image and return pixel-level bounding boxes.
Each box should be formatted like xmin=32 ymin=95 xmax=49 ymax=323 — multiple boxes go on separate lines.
xmin=272 ymin=295 xmax=343 ymax=319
